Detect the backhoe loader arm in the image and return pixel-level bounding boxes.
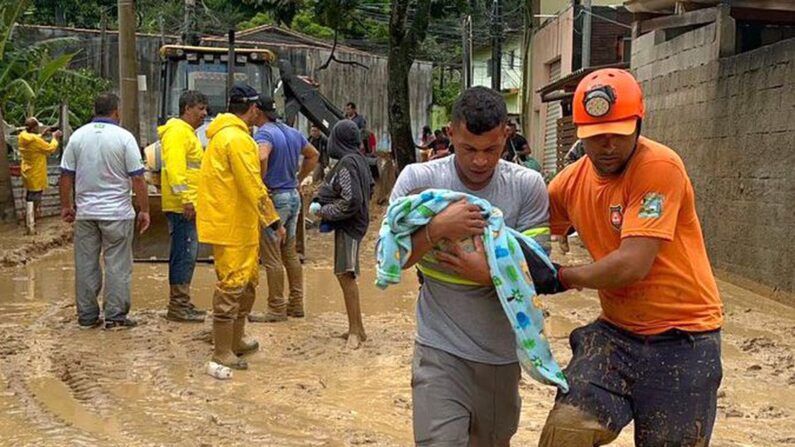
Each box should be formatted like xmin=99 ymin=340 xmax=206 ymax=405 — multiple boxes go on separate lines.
xmin=278 ymin=59 xmax=345 ymax=136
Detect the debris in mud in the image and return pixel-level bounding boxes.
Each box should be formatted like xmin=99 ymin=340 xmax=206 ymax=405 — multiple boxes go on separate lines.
xmin=741 ymin=336 xmax=776 ymax=352
xmin=756 ymin=405 xmax=788 ymax=419
xmin=725 ymin=409 xmax=745 ymax=418
xmin=0 ymin=331 xmax=28 ymax=357
xmin=747 ymin=364 xmax=763 ymax=371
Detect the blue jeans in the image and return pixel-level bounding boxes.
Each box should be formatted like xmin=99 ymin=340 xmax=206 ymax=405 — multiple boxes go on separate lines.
xmin=265 ymin=189 xmax=301 ymax=239
xmin=166 ymin=212 xmax=198 ymax=285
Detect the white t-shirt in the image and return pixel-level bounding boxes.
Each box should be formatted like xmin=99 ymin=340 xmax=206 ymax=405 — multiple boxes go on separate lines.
xmin=61 ymin=119 xmax=144 ymax=220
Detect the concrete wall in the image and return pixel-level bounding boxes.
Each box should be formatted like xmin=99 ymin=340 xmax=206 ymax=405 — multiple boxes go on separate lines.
xmin=631 ymin=24 xmax=795 ymax=299
xmin=530 ymin=6 xmax=575 ymax=151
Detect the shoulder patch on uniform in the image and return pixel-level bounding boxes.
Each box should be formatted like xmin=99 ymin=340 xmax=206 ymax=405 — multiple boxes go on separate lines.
xmin=639 ymin=192 xmax=664 ymax=219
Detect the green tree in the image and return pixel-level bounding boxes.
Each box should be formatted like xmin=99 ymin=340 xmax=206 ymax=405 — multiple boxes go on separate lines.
xmin=388 ymin=0 xmax=434 ymax=170
xmin=0 ymin=0 xmax=79 ymax=222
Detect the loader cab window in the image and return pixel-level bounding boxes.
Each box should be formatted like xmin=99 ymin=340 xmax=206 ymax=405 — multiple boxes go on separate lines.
xmin=162 ymin=53 xmax=273 ymax=121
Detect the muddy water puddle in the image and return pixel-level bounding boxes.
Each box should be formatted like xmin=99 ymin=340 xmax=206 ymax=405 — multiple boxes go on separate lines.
xmin=0 ymin=242 xmax=792 ymax=445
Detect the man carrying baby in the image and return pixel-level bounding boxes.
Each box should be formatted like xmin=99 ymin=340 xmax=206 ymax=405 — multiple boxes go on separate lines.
xmin=390 ymin=86 xmax=551 ymax=446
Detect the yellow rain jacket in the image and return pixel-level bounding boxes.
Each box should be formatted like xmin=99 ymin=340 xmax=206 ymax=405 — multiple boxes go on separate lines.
xmin=159 ymin=118 xmax=203 ymax=213
xmin=197 ymin=113 xmax=279 ymax=247
xmin=18 ymin=131 xmax=59 ymax=191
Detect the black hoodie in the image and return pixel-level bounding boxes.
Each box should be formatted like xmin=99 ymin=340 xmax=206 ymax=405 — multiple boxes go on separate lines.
xmin=313 ymin=120 xmax=374 ymax=240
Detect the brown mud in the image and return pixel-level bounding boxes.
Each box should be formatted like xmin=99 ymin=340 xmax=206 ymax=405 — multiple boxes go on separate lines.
xmin=0 ymin=228 xmax=792 ymax=446
xmin=0 ymin=218 xmax=73 ymax=267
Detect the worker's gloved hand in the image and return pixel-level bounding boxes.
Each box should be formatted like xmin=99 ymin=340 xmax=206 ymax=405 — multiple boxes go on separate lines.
xmin=308 ymin=202 xmax=322 ymax=217
xmin=517 ymin=237 xmax=568 ymax=295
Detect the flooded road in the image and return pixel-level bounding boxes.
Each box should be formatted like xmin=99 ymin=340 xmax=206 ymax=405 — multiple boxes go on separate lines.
xmin=0 ymin=228 xmax=793 ymax=446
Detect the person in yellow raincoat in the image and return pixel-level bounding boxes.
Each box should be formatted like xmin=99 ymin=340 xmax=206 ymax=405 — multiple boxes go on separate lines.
xmin=18 ymin=117 xmax=62 ymax=233
xmin=197 ymin=84 xmax=283 ymax=371
xmin=159 ymin=90 xmax=209 ymax=323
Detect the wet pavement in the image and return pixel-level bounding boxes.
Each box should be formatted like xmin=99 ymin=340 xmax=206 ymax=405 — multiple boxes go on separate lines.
xmin=0 ymin=229 xmax=793 ymax=446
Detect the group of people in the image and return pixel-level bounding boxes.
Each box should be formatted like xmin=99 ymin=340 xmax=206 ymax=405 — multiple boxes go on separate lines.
xmin=47 ymin=66 xmax=722 ymax=446
xmin=394 ymin=68 xmax=723 ymax=446
xmin=417 ymin=119 xmax=545 ymax=175
xmin=54 ymin=83 xmax=373 ymax=367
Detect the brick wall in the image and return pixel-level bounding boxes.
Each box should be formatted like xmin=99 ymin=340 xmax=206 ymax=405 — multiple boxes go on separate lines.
xmin=631 ymin=25 xmax=795 ymax=300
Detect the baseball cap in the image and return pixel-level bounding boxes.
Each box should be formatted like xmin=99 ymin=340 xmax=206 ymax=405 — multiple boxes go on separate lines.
xmin=228 ymin=83 xmax=260 ymax=104
xmin=256 ymin=96 xmax=279 ymax=120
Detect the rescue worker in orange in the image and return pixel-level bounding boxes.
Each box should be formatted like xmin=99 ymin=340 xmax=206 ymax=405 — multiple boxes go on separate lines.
xmin=159 ymin=90 xmax=209 ymax=322
xmin=18 ymin=117 xmax=62 ymax=234
xmin=197 ymin=84 xmax=283 ymax=370
xmin=539 ymin=69 xmax=723 ymax=446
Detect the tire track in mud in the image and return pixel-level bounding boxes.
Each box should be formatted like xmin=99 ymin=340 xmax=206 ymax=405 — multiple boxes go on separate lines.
xmin=0 ymin=300 xmax=108 ymax=446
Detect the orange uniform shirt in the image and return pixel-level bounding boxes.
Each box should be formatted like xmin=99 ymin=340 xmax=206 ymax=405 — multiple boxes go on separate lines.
xmin=549 ymin=137 xmax=723 ymax=335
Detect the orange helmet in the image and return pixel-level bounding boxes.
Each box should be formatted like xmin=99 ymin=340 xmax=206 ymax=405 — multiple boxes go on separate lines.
xmin=573 ymin=68 xmax=644 ymax=139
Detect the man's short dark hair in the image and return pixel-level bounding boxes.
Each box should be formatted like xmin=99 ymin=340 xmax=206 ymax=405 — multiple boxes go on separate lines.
xmin=94 ymin=92 xmax=120 ymax=117
xmin=228 ymin=101 xmax=253 ymax=115
xmin=179 ymin=90 xmax=208 ymax=115
xmin=451 ymin=86 xmax=507 ymax=135
xmin=346 ymin=102 xmax=357 ymax=110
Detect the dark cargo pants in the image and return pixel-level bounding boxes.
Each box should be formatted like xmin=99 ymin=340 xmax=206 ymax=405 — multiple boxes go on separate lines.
xmin=540 ymin=319 xmax=722 ymax=447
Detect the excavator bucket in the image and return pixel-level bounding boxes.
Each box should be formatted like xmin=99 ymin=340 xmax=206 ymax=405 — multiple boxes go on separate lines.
xmin=133 ymin=143 xmax=213 ymax=262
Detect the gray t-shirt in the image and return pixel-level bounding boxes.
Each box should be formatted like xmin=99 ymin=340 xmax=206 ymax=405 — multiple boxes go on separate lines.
xmin=61 ymin=120 xmax=144 ymax=221
xmin=390 ymin=155 xmax=549 ymax=364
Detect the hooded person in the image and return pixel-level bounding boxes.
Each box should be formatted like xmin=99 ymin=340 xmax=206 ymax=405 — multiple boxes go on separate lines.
xmin=309 ymin=119 xmax=373 ymax=349
xmin=196 ymin=83 xmax=282 ymax=371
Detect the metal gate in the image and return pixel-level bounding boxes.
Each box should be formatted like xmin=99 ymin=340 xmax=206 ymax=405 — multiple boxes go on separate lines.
xmin=543 ymin=60 xmax=562 ymax=174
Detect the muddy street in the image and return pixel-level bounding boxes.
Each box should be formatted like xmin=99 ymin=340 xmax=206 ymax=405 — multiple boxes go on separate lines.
xmin=0 ymin=221 xmax=792 ymax=446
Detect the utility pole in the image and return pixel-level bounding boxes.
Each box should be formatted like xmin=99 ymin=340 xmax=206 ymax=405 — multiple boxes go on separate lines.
xmin=582 ymin=0 xmax=592 ymax=68
xmin=184 ymin=0 xmax=195 ymax=45
xmin=226 ymin=29 xmax=236 ymax=106
xmin=491 ymin=0 xmax=502 ymax=91
xmin=100 ymin=11 xmax=108 ymax=79
xmin=461 ymin=15 xmax=473 ymax=89
xmin=118 ymin=0 xmax=140 ymax=141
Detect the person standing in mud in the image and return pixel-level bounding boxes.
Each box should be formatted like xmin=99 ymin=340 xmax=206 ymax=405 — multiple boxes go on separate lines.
xmin=196 ymin=84 xmax=282 ymax=370
xmin=59 ymin=92 xmax=150 ymax=330
xmin=248 ymin=97 xmax=319 ymax=323
xmin=308 ymin=119 xmax=373 ymax=350
xmin=539 ymin=68 xmax=723 ymax=446
xmin=390 ymin=86 xmax=552 ymax=445
xmin=159 ymin=90 xmax=209 ymax=323
xmin=19 ymin=117 xmax=62 ymax=235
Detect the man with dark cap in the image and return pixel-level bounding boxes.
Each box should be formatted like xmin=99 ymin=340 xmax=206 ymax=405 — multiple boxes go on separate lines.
xmin=248 ymin=97 xmax=319 ymax=323
xmin=308 ymin=120 xmax=373 ymax=350
xmin=196 ymin=83 xmax=282 ymax=371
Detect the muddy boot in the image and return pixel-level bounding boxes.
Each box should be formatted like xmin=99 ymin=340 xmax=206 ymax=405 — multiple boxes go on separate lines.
xmin=232 ymin=318 xmax=259 ymax=356
xmin=283 ymin=237 xmax=305 ymax=318
xmin=234 ymin=284 xmax=259 ymax=355
xmin=166 ymin=284 xmax=205 ymax=323
xmin=212 ymin=320 xmax=248 ymax=370
xmin=247 ymin=312 xmax=287 ymax=323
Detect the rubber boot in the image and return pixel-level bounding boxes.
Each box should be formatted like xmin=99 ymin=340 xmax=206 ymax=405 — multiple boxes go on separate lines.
xmin=212 ymin=320 xmax=248 ymax=370
xmin=252 ymin=238 xmax=288 ymax=323
xmin=25 ymin=202 xmax=36 ymax=235
xmin=234 ymin=283 xmax=259 ymax=356
xmin=166 ymin=284 xmax=205 ymax=322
